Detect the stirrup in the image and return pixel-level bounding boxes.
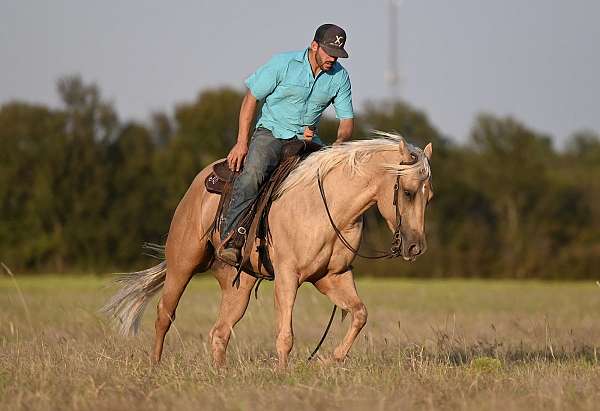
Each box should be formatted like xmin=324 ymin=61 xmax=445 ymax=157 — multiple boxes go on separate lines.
xmin=216 ymin=226 xmax=247 ymax=266
xmin=217 ymin=247 xmax=241 ymax=266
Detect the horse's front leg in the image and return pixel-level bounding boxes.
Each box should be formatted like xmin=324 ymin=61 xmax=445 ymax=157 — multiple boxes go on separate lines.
xmin=209 ymin=267 xmax=256 ymax=367
xmin=274 ymin=270 xmax=299 ymax=368
xmin=313 ymin=270 xmax=367 ymax=361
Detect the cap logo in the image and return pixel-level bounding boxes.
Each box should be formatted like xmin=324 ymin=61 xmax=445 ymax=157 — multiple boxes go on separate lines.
xmin=332 ymin=35 xmax=344 ymax=47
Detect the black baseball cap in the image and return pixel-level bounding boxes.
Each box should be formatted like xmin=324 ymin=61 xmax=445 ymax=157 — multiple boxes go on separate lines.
xmin=313 ymin=23 xmax=349 ymax=58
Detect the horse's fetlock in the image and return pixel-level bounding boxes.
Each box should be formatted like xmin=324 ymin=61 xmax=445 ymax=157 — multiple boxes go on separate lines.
xmin=333 ymin=347 xmax=347 ymax=361
xmin=277 ymin=331 xmax=294 ymax=348
xmin=210 ymin=325 xmax=230 ymax=345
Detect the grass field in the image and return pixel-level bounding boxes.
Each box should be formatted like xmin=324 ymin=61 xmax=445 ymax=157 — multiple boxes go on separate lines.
xmin=1 ymin=274 xmax=600 ymax=410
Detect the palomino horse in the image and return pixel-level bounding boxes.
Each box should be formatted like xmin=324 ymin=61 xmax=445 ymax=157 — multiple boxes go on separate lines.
xmin=102 ymin=132 xmax=433 ymax=368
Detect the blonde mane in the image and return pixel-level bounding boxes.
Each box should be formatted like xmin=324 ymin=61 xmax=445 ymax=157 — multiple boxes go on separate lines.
xmin=276 ymin=131 xmax=431 ymax=197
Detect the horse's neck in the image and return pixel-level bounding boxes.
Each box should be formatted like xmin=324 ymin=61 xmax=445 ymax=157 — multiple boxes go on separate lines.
xmin=320 ymin=165 xmax=379 ymax=228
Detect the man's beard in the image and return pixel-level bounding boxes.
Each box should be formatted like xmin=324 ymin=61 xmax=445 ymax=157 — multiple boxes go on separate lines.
xmin=316 ymin=54 xmax=333 ymax=71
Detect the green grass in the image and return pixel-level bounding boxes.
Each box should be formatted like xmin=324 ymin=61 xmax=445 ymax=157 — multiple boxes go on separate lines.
xmin=1 ymin=274 xmax=599 ymax=410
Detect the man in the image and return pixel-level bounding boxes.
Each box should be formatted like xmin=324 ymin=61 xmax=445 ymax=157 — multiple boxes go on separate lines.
xmin=218 ymin=23 xmax=355 ymax=264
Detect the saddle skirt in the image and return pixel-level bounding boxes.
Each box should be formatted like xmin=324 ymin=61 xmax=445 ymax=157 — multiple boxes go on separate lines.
xmin=204 ymin=139 xmax=323 ymax=280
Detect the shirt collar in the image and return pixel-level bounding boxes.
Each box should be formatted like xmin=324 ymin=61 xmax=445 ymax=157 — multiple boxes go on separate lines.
xmin=295 ymin=47 xmax=341 ymax=77
xmin=297 ymin=48 xmax=322 ymax=81
xmin=293 ymin=48 xmax=309 ymax=62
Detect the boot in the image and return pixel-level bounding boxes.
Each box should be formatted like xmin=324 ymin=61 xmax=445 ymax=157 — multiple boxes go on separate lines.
xmin=217 ymin=229 xmax=245 ymax=265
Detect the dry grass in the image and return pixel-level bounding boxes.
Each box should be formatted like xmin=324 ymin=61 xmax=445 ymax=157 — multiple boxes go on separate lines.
xmin=1 ymin=275 xmax=599 ymax=410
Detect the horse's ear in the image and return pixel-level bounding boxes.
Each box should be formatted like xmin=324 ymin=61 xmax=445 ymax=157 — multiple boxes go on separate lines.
xmin=424 ymin=143 xmax=433 ymax=160
xmin=398 ymin=139 xmax=407 ymax=155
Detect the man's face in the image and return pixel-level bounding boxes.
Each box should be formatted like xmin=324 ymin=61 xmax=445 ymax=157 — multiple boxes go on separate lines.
xmin=312 ymin=41 xmax=337 ymax=72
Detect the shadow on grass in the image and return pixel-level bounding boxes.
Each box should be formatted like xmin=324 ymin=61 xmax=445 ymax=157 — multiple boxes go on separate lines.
xmin=379 ymin=341 xmax=600 ymax=367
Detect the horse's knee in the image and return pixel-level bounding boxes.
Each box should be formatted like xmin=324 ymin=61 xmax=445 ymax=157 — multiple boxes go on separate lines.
xmin=352 ymin=303 xmax=367 ymax=329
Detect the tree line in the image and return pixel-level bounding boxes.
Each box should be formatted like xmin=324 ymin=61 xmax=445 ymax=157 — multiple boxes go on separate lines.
xmin=1 ymin=75 xmax=598 ymax=278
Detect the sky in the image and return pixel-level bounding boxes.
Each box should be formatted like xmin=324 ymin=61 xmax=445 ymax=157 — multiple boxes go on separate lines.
xmin=1 ymin=0 xmax=599 ymax=144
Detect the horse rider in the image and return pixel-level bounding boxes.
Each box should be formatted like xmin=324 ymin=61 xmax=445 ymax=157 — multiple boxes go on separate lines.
xmin=218 ymin=23 xmax=355 ymax=264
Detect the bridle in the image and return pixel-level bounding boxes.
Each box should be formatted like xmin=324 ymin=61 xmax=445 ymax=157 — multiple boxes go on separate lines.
xmin=308 ymin=154 xmax=422 ymax=361
xmin=316 ymin=154 xmax=421 ymax=260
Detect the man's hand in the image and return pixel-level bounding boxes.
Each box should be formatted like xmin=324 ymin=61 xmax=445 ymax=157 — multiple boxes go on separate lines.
xmin=303 ymin=126 xmax=315 ymax=141
xmin=227 ymin=89 xmax=257 ymax=172
xmin=334 ymin=118 xmax=354 ymax=144
xmin=227 ymin=142 xmax=249 ymax=172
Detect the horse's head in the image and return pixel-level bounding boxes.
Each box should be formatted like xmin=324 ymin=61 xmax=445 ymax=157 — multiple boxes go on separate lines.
xmin=375 ymin=138 xmax=433 ymax=261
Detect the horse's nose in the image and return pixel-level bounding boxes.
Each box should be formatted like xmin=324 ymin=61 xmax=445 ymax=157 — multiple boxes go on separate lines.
xmin=408 ymin=243 xmax=421 ymax=257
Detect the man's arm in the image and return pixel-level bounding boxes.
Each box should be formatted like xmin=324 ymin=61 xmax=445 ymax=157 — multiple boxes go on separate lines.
xmin=227 ymin=89 xmax=258 ymax=171
xmin=332 ymin=71 xmax=353 ymax=144
xmin=335 ymin=118 xmax=354 ymax=144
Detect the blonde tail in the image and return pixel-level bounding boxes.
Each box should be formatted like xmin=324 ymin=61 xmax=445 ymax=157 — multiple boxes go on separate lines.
xmin=101 ymin=260 xmax=167 ymax=336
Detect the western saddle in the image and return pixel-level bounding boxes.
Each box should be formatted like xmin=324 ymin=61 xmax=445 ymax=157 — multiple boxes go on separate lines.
xmin=205 ymin=139 xmax=322 ymax=283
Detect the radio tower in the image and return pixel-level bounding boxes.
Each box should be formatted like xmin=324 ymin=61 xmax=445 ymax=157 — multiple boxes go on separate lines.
xmin=385 ymin=0 xmax=403 ymax=100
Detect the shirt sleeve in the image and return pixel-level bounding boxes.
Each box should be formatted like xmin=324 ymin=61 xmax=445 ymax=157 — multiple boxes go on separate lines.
xmin=244 ymin=55 xmax=284 ymax=101
xmin=333 ymin=71 xmax=354 ymax=119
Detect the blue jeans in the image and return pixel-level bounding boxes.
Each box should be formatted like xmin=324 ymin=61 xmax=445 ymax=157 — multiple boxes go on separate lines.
xmin=221 ymin=128 xmax=288 ymax=240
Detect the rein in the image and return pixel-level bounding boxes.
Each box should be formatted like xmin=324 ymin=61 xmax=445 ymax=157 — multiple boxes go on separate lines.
xmin=308 ymin=157 xmax=419 ymax=361
xmin=316 ymin=158 xmax=417 ymax=260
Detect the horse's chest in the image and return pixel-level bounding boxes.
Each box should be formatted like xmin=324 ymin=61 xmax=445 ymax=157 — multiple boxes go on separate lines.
xmin=250 ymin=221 xmax=362 ymax=281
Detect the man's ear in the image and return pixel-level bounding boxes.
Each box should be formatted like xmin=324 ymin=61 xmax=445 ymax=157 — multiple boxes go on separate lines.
xmin=310 ymin=40 xmax=319 ymax=52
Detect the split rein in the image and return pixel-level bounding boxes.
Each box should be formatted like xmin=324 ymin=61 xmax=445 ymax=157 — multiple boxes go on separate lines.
xmin=317 ymin=171 xmax=402 ymax=259
xmin=316 ymin=156 xmax=421 ymax=260
xmin=308 ymin=156 xmax=420 ymax=361
xmin=244 ymin=155 xmax=423 ymax=362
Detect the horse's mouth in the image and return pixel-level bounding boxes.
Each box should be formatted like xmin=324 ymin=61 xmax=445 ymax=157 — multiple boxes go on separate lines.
xmin=400 ymin=239 xmax=425 ymax=262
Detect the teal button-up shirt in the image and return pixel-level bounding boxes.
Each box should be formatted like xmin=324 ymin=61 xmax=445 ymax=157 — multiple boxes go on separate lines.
xmin=245 ymin=48 xmax=354 ymax=141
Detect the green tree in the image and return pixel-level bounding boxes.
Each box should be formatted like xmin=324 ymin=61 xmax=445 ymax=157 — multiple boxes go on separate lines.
xmin=469 ymin=114 xmax=563 ymax=277
xmin=53 ymin=76 xmax=119 ymax=270
xmin=102 ymin=122 xmax=167 ymax=267
xmin=0 ymin=102 xmax=67 ymax=270
xmin=155 ymin=88 xmax=244 ymax=213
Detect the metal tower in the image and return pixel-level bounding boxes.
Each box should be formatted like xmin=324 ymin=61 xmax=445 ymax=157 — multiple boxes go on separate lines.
xmin=385 ymin=0 xmax=403 ymax=100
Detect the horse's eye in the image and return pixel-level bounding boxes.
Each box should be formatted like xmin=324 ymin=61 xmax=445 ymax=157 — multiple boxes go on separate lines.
xmin=404 ymin=190 xmax=412 ymax=199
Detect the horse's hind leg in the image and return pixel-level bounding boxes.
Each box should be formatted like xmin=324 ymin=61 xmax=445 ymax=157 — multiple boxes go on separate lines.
xmin=313 ymin=270 xmax=367 ymax=361
xmin=152 ymin=264 xmax=194 ymax=364
xmin=209 ymin=268 xmax=256 ymax=367
xmin=152 ymin=240 xmax=213 ymax=364
xmin=274 ymin=271 xmax=299 ymax=368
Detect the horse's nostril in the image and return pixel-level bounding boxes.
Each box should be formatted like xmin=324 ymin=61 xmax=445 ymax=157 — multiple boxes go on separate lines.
xmin=408 ymin=244 xmax=421 ymax=256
